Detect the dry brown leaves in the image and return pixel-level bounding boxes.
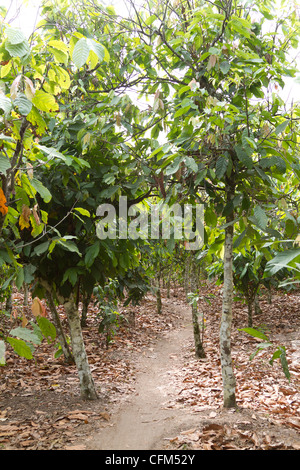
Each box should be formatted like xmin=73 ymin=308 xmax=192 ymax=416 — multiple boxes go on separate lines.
xmin=0 ymin=291 xmax=181 ymax=450
xmin=0 ymin=284 xmax=300 ymax=450
xmin=163 ymin=283 xmax=300 ymax=450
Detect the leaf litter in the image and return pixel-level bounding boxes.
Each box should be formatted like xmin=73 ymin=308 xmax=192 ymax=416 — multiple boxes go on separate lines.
xmin=0 ymin=283 xmax=300 ymax=450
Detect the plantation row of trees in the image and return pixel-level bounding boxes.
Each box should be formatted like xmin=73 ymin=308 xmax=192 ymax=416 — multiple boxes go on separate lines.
xmin=1 ymin=0 xmax=300 ymax=407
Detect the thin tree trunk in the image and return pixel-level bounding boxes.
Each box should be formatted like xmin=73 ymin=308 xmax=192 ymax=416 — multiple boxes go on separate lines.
xmin=81 ymin=293 xmax=91 ymax=328
xmin=247 ymin=300 xmax=253 ymax=327
xmin=45 ymin=290 xmax=74 ymax=364
xmin=63 ymin=294 xmax=98 ymax=400
xmin=220 ymin=202 xmax=237 ymax=409
xmin=23 ymin=283 xmax=29 ymax=306
xmin=5 ymin=292 xmax=12 ymax=314
xmin=191 ymin=259 xmax=205 ymax=359
xmin=184 ymin=256 xmax=191 ymax=300
xmin=156 ymin=266 xmax=162 ymax=314
xmin=166 ymin=268 xmax=171 ymax=298
xmin=254 ymin=294 xmax=262 ymax=315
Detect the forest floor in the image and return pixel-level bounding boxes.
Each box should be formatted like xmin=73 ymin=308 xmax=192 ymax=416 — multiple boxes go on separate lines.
xmin=0 ymin=282 xmax=300 ymax=450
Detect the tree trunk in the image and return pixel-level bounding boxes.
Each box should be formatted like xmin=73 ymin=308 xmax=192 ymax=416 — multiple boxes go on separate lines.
xmin=220 ymin=207 xmax=237 ymax=409
xmin=81 ymin=293 xmax=91 ymax=328
xmin=63 ymin=294 xmax=98 ymax=400
xmin=45 ymin=290 xmax=74 ymax=364
xmin=184 ymin=256 xmax=191 ymax=300
xmin=191 ymin=259 xmax=205 ymax=359
xmin=156 ymin=268 xmax=162 ymax=314
xmin=254 ymin=294 xmax=262 ymax=315
xmin=247 ymin=300 xmax=253 ymax=327
xmin=166 ymin=268 xmax=171 ymax=299
xmin=23 ymin=283 xmax=29 ymax=306
xmin=5 ymin=292 xmax=12 ymax=314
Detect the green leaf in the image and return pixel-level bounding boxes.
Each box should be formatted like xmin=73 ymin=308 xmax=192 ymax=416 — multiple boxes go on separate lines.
xmin=36 ymin=316 xmax=56 ymax=341
xmin=275 ymin=120 xmax=289 ymax=135
xmin=219 ymin=61 xmax=231 ymax=74
xmin=48 ymin=39 xmax=69 ymax=53
xmin=7 ymin=337 xmax=33 ymax=359
xmin=0 ymin=95 xmax=12 ymax=115
xmin=32 ymin=90 xmax=59 ymax=112
xmin=10 ymin=326 xmax=41 ymax=345
xmin=37 ymin=145 xmax=69 ymax=163
xmin=5 ymin=27 xmax=27 ymax=45
xmin=87 ymin=38 xmax=109 ymax=63
xmin=62 ymin=267 xmax=79 ymax=286
xmin=174 ymin=105 xmax=191 ymax=119
xmin=58 ymin=239 xmax=82 ymax=257
xmin=72 ymin=37 xmax=90 ymax=68
xmin=145 ymin=14 xmax=157 ymax=25
xmin=253 ymin=206 xmax=268 ymax=230
xmin=15 ymin=266 xmax=24 ymax=290
xmin=0 ymin=340 xmax=5 ymax=365
xmin=14 ymin=93 xmax=32 ymax=116
xmin=34 ymin=241 xmax=50 ymax=256
xmin=235 ymin=145 xmax=253 ymax=169
xmin=239 ymin=327 xmax=269 ymax=341
xmin=215 ymin=156 xmax=228 ymax=178
xmin=5 ymin=40 xmax=30 ymax=58
xmin=270 ymin=346 xmax=290 ymax=381
xmin=74 ymin=207 xmax=90 ymax=217
xmin=23 ymin=264 xmax=36 ymax=284
xmin=265 ymin=249 xmax=300 ymax=276
xmin=31 ymin=178 xmax=52 ymax=203
xmin=0 ymin=154 xmax=11 ymax=174
xmin=185 ymin=156 xmax=198 ymax=173
xmin=0 ymin=133 xmax=15 ymax=143
xmin=85 ymin=242 xmax=100 ymax=268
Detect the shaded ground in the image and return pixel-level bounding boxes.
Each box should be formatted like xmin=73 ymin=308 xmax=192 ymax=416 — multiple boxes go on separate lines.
xmin=0 ymin=284 xmax=300 ymax=450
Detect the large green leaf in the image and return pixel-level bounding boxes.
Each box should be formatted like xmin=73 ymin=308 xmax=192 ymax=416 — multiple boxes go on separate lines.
xmin=239 ymin=327 xmax=269 ymax=341
xmin=265 ymin=249 xmax=300 ymax=276
xmin=7 ymin=337 xmax=33 ymax=360
xmin=87 ymin=38 xmax=106 ymax=63
xmin=235 ymin=145 xmax=253 ymax=169
xmin=37 ymin=317 xmax=56 ymax=341
xmin=215 ymin=156 xmax=228 ymax=178
xmin=57 ymin=239 xmax=82 ymax=257
xmin=0 ymin=154 xmax=11 ymax=174
xmin=14 ymin=93 xmax=32 ymax=116
xmin=32 ymin=90 xmax=59 ymax=112
xmin=85 ymin=241 xmax=100 ymax=268
xmin=253 ymin=206 xmax=268 ymax=230
xmin=5 ymin=40 xmax=30 ymax=58
xmin=31 ymin=178 xmax=52 ymax=203
xmin=10 ymin=326 xmax=42 ymax=345
xmin=0 ymin=95 xmax=12 ymax=115
xmin=72 ymin=38 xmax=90 ymax=68
xmin=5 ymin=27 xmax=27 ymax=45
xmin=275 ymin=120 xmax=289 ymax=135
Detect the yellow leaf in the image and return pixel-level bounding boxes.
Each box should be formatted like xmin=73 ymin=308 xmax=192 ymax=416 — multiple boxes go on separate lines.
xmin=0 ymin=61 xmax=12 ymax=78
xmin=19 ymin=213 xmax=30 ymax=230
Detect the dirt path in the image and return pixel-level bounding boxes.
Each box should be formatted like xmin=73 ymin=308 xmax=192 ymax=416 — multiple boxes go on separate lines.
xmin=83 ymin=301 xmax=201 ymax=450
